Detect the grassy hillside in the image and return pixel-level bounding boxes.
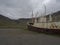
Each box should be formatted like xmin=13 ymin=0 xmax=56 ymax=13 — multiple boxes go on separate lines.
xmin=0 ymin=14 xmax=31 ymax=29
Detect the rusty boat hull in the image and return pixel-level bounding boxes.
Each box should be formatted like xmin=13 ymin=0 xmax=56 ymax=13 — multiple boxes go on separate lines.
xmin=27 ymin=24 xmax=60 ymax=34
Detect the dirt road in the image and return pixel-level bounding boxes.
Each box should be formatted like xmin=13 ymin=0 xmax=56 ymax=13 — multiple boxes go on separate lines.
xmin=0 ymin=29 xmax=60 ymax=45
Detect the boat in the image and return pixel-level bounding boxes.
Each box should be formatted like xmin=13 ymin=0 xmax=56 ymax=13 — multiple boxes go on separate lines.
xmin=27 ymin=7 xmax=60 ymax=34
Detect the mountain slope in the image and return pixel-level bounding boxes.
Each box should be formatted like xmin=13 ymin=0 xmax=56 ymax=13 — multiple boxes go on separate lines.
xmin=46 ymin=11 xmax=60 ymax=22
xmin=0 ymin=14 xmax=31 ymax=29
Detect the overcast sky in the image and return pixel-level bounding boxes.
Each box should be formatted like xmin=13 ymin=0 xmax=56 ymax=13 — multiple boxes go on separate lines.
xmin=0 ymin=0 xmax=60 ymax=19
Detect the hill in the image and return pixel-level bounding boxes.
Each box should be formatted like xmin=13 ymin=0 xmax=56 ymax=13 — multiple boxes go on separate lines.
xmin=0 ymin=14 xmax=31 ymax=29
xmin=46 ymin=11 xmax=60 ymax=22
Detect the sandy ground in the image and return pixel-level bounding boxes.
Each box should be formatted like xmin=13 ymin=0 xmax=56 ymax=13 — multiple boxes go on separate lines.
xmin=0 ymin=29 xmax=60 ymax=45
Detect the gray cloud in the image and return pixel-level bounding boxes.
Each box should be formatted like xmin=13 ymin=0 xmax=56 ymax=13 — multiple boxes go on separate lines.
xmin=0 ymin=0 xmax=60 ymax=19
xmin=0 ymin=0 xmax=32 ymax=19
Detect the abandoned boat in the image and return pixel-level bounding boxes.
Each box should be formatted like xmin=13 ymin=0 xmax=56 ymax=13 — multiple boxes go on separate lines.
xmin=27 ymin=11 xmax=60 ymax=34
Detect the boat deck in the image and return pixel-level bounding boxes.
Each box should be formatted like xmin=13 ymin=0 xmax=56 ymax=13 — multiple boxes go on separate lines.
xmin=32 ymin=22 xmax=60 ymax=29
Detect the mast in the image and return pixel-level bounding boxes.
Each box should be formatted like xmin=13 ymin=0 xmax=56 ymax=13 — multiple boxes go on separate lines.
xmin=49 ymin=9 xmax=53 ymax=22
xmin=44 ymin=5 xmax=47 ymax=22
xmin=44 ymin=5 xmax=47 ymax=28
xmin=44 ymin=5 xmax=46 ymax=17
xmin=35 ymin=11 xmax=38 ymax=23
xmin=32 ymin=11 xmax=34 ymax=23
xmin=49 ymin=14 xmax=52 ymax=22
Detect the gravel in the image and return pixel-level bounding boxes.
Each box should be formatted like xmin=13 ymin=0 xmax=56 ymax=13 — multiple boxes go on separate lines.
xmin=0 ymin=29 xmax=60 ymax=45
